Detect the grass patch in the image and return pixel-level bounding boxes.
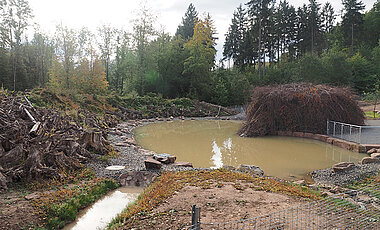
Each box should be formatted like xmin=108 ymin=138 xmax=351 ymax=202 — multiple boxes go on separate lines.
xmin=108 ymin=170 xmax=321 ymax=229
xmin=33 ymin=178 xmax=119 ymax=229
xmin=346 ymin=172 xmax=380 ymax=200
xmin=364 ymin=111 xmax=380 ymax=119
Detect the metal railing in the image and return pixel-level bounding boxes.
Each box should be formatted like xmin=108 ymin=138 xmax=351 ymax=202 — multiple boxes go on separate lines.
xmin=185 ymin=184 xmax=380 ymax=229
xmin=327 ymin=120 xmax=380 ymax=144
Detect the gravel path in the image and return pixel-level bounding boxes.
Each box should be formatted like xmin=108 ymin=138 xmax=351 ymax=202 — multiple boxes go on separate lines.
xmin=86 ymin=121 xmax=151 ymax=179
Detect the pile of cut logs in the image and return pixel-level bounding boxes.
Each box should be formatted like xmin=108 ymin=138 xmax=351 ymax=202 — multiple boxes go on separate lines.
xmin=0 ymin=92 xmax=114 ymax=190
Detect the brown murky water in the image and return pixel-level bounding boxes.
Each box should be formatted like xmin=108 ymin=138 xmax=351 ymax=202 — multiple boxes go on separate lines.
xmin=135 ymin=120 xmax=365 ymax=180
xmin=63 ymin=187 xmax=142 ymax=230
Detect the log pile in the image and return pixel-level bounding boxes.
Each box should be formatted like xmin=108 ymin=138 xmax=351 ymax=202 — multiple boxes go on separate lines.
xmin=239 ymin=84 xmax=364 ymax=137
xmin=0 ymin=92 xmax=114 ymax=190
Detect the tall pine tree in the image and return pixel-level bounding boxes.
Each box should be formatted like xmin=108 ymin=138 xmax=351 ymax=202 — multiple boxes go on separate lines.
xmin=176 ymin=4 xmax=198 ymax=40
xmin=341 ymin=0 xmax=365 ymax=50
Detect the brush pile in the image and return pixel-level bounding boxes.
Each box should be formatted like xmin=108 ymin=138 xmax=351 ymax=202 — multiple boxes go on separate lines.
xmin=0 ymin=92 xmax=116 ymax=190
xmin=239 ymin=84 xmax=364 ymax=137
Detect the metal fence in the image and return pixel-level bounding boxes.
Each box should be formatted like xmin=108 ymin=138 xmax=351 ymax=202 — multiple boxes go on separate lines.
xmin=327 ymin=120 xmax=380 ymax=144
xmin=185 ymin=184 xmax=380 ymax=230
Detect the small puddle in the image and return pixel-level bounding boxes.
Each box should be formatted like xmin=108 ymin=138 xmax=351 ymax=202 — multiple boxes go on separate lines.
xmin=63 ymin=187 xmax=142 ymax=230
xmin=135 ymin=120 xmax=365 ymax=180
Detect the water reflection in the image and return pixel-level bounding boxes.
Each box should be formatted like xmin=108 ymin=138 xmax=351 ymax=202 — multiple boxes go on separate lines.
xmin=211 ymin=140 xmax=223 ymax=169
xmin=135 ymin=120 xmax=365 ymax=180
xmin=64 ymin=187 xmax=141 ymax=230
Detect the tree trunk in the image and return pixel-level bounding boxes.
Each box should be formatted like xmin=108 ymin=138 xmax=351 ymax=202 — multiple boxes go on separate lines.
xmin=258 ymin=13 xmax=262 ymax=80
xmin=351 ymin=23 xmax=354 ymax=53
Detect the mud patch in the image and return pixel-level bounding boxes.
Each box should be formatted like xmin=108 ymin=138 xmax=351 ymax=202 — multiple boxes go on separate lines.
xmin=0 ymin=190 xmax=42 ymax=230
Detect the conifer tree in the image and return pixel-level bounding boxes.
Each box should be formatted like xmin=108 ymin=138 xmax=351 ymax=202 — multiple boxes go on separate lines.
xmin=176 ymin=4 xmax=198 ymax=40
xmin=342 ymin=0 xmax=365 ymax=50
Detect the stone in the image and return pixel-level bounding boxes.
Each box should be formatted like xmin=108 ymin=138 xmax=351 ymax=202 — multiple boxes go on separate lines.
xmin=153 ymin=153 xmax=176 ymax=164
xmin=106 ymin=165 xmax=125 ymax=171
xmin=24 ymin=192 xmax=40 ymax=200
xmin=119 ymin=174 xmax=129 ymax=179
xmin=333 ymin=139 xmax=358 ymax=151
xmin=144 ymin=158 xmax=162 ymax=170
xmin=357 ymin=195 xmax=372 ymax=204
xmin=125 ymin=138 xmax=136 ymax=145
xmin=222 ymin=165 xmax=236 ymax=171
xmin=332 ymin=162 xmax=355 ymax=173
xmin=139 ymin=149 xmax=155 ymax=156
xmin=362 ymin=144 xmax=380 ymax=152
xmin=358 ymin=145 xmax=367 ymax=153
xmin=313 ymin=134 xmax=329 ymax=142
xmin=370 ymin=153 xmax=380 ymax=159
xmin=367 ymin=148 xmax=378 ymax=154
xmin=326 ymin=138 xmax=335 ymax=144
xmin=237 ymin=164 xmax=264 ymax=176
xmin=321 ymin=191 xmax=334 ymax=197
xmin=292 ymin=132 xmax=304 ymax=138
xmin=282 ymin=131 xmax=293 ymax=136
xmin=153 ymin=153 xmax=177 ymax=164
xmin=172 ymin=162 xmax=193 ymax=168
xmin=293 ymin=180 xmax=305 ymax=185
xmin=167 ymin=156 xmax=177 ymax=164
xmin=115 ymin=142 xmax=129 ymax=147
xmin=153 ymin=153 xmax=169 ymax=162
xmin=303 ymin=133 xmax=314 ymax=139
xmin=361 ymin=157 xmax=379 ymax=164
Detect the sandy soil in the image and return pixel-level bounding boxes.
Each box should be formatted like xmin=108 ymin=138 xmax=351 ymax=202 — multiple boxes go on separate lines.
xmin=121 ymin=184 xmax=307 ymax=229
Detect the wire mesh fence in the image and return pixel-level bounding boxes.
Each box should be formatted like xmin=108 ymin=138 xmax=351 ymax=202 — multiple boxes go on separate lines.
xmin=184 ymin=184 xmax=380 ymax=230
xmin=327 ymin=120 xmax=380 ymax=144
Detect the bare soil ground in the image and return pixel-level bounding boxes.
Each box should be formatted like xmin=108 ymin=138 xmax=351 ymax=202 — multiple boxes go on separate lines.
xmin=121 ymin=184 xmax=307 ymax=229
xmin=0 ymin=189 xmax=42 ymax=230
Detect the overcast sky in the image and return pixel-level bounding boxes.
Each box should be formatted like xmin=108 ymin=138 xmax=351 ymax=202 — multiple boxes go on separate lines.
xmin=28 ymin=0 xmax=377 ymax=60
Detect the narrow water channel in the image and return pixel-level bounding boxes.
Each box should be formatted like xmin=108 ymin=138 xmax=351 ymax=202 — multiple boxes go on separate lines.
xmin=135 ymin=120 xmax=365 ymax=180
xmin=63 ymin=187 xmax=142 ymax=230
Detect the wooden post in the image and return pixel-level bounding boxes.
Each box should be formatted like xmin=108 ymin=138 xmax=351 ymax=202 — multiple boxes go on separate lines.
xmin=191 ymin=205 xmax=201 ymax=230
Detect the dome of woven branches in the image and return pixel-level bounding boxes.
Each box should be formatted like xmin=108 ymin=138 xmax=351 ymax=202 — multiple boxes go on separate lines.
xmin=238 ymin=84 xmax=365 ymax=137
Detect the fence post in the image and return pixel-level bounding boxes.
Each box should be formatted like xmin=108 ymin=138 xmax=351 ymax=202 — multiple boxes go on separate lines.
xmin=191 ymin=205 xmax=201 ymax=230
xmin=326 ymin=120 xmax=329 ymax=135
xmin=341 ymin=124 xmax=343 ymax=138
xmin=333 ymin=122 xmax=336 ymax=136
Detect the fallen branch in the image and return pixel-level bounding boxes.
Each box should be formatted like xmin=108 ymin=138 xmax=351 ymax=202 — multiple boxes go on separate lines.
xmin=24 ymin=107 xmax=36 ymax=123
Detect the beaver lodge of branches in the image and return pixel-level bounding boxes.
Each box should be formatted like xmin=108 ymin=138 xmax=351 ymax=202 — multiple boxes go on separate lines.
xmin=238 ymin=84 xmax=365 ymax=137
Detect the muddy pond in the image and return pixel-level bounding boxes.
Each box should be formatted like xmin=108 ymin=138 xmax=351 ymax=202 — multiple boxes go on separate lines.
xmin=135 ymin=120 xmax=365 ymax=180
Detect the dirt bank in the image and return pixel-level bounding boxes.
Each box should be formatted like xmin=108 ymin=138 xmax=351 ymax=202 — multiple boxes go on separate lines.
xmin=120 ymin=184 xmax=307 ymax=229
